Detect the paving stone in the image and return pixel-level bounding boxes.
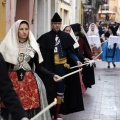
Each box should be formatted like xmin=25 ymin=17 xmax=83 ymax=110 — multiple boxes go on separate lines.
xmin=61 ymin=62 xmax=120 ymax=120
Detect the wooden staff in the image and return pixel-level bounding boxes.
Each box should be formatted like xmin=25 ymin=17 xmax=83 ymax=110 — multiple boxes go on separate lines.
xmin=70 ymin=59 xmax=101 ymax=69
xmin=93 ymin=51 xmax=103 ymax=59
xmin=30 ymin=98 xmax=57 ymax=120
xmin=59 ymin=68 xmax=82 ymax=80
xmin=70 ymin=63 xmax=89 ymax=69
xmin=70 ymin=51 xmax=103 ymax=69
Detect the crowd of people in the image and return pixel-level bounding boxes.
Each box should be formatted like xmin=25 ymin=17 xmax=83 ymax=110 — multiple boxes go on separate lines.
xmin=85 ymin=21 xmax=120 ymax=68
xmin=0 ymin=12 xmax=120 ymax=120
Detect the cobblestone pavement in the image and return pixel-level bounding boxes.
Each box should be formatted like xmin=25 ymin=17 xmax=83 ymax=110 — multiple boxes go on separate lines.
xmin=61 ymin=61 xmax=120 ymax=120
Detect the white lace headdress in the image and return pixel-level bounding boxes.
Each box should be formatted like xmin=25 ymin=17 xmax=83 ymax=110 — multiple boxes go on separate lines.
xmin=61 ymin=25 xmax=79 ymax=49
xmin=87 ymin=23 xmax=99 ymax=36
xmin=0 ymin=20 xmax=43 ymax=64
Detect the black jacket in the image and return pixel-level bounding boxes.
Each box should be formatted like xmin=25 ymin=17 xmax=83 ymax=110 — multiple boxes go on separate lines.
xmin=0 ymin=53 xmax=26 ymax=120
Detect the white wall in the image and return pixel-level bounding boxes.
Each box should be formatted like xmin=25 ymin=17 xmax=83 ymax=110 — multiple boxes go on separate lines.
xmin=51 ymin=0 xmax=56 ymax=17
xmin=6 ymin=0 xmax=17 ymax=32
xmin=69 ymin=0 xmax=76 ymax=24
xmin=64 ymin=0 xmax=70 ymax=3
xmin=37 ymin=0 xmax=81 ymax=37
xmin=37 ymin=0 xmax=51 ymax=38
xmin=68 ymin=0 xmax=82 ymax=24
xmin=75 ymin=0 xmax=80 ymax=23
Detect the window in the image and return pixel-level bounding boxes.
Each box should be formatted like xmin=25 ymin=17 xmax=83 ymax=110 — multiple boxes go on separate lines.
xmin=63 ymin=10 xmax=68 ymax=24
xmin=102 ymin=0 xmax=109 ymax=4
xmin=64 ymin=0 xmax=70 ymax=3
xmin=101 ymin=5 xmax=109 ymax=10
xmin=88 ymin=0 xmax=92 ymax=5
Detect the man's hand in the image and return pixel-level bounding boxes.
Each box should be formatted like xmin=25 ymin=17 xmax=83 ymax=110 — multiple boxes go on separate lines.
xmin=92 ymin=56 xmax=95 ymax=59
xmin=84 ymin=58 xmax=90 ymax=62
xmin=53 ymin=75 xmax=62 ymax=82
xmin=77 ymin=61 xmax=82 ymax=66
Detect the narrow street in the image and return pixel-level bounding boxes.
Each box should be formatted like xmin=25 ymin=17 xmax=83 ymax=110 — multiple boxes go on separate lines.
xmin=62 ymin=61 xmax=120 ymax=120
xmin=0 ymin=1 xmax=120 ymax=120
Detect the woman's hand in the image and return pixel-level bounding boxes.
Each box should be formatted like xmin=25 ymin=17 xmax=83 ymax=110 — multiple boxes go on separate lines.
xmin=92 ymin=56 xmax=95 ymax=59
xmin=53 ymin=75 xmax=62 ymax=82
xmin=84 ymin=58 xmax=90 ymax=62
xmin=76 ymin=61 xmax=83 ymax=70
xmin=76 ymin=61 xmax=82 ymax=66
xmin=21 ymin=118 xmax=29 ymax=120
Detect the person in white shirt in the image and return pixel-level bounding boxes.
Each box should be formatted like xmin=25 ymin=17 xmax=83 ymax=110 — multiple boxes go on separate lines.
xmin=87 ymin=23 xmax=101 ymax=67
xmin=87 ymin=23 xmax=99 ymax=36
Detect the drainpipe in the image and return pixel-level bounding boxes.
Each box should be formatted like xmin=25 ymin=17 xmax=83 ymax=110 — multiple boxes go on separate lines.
xmin=6 ymin=0 xmax=10 ymax=32
xmin=10 ymin=0 xmax=15 ymax=26
xmin=34 ymin=0 xmax=38 ymax=39
xmin=47 ymin=0 xmax=51 ymax=31
xmin=55 ymin=0 xmax=59 ymax=12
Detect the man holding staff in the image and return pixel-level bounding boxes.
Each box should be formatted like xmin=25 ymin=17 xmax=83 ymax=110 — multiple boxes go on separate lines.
xmin=37 ymin=13 xmax=84 ymax=120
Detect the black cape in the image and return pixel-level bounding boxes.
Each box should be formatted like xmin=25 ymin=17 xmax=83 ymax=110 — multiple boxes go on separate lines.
xmin=60 ymin=54 xmax=84 ymax=114
xmin=0 ymin=53 xmax=26 ymax=120
xmin=37 ymin=30 xmax=84 ymax=115
xmin=78 ymin=32 xmax=95 ymax=88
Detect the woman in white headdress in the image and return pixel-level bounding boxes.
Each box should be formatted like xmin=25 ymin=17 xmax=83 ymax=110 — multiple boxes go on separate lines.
xmin=87 ymin=23 xmax=101 ymax=61
xmin=70 ymin=23 xmax=95 ymax=90
xmin=58 ymin=25 xmax=86 ymax=117
xmin=0 ymin=20 xmax=61 ymax=120
xmin=87 ymin=23 xmax=99 ymax=36
xmin=61 ymin=25 xmax=79 ymax=49
xmin=61 ymin=24 xmax=86 ymax=94
xmin=102 ymin=26 xmax=120 ymax=68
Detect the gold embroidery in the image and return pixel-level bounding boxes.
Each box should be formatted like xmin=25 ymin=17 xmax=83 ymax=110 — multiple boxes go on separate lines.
xmin=64 ymin=63 xmax=70 ymax=69
xmin=19 ymin=53 xmax=24 ymax=63
xmin=54 ymin=54 xmax=70 ymax=69
xmin=54 ymin=54 xmax=67 ymax=64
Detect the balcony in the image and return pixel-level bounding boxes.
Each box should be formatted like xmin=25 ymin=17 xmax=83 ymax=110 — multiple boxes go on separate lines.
xmin=83 ymin=5 xmax=93 ymax=10
xmin=101 ymin=4 xmax=109 ymax=10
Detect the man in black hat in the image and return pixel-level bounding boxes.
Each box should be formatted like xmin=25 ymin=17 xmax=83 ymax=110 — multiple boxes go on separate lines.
xmin=0 ymin=53 xmax=28 ymax=120
xmin=37 ymin=13 xmax=84 ymax=120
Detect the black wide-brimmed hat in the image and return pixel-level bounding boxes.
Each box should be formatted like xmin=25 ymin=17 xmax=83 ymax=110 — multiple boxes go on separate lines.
xmin=70 ymin=23 xmax=81 ymax=32
xmin=51 ymin=12 xmax=62 ymax=22
xmin=109 ymin=26 xmax=117 ymax=36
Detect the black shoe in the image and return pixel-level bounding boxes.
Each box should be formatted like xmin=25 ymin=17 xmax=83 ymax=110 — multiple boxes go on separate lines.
xmin=113 ymin=64 xmax=116 ymax=68
xmin=108 ymin=66 xmax=110 ymax=68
